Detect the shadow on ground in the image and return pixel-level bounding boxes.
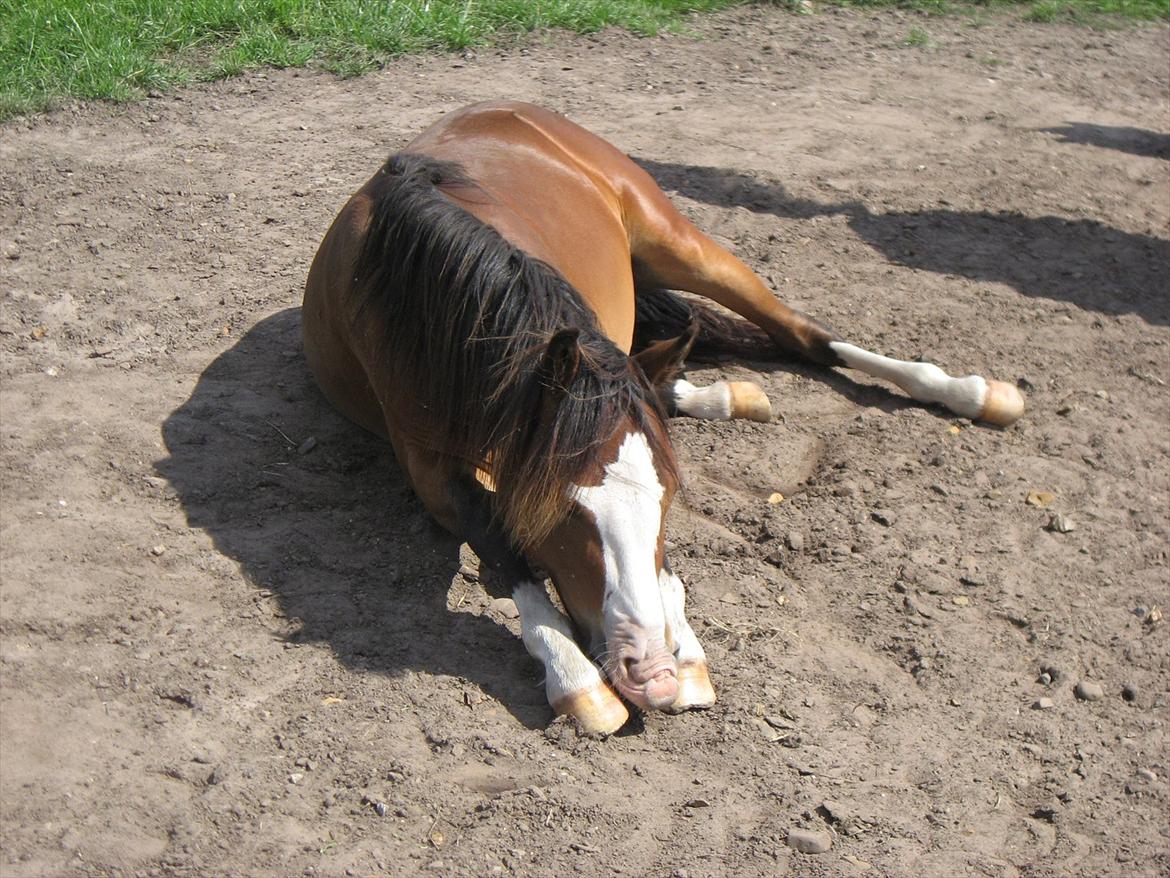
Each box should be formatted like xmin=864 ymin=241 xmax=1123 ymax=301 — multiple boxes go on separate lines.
xmin=1040 ymin=122 xmax=1170 ymax=160
xmin=637 ymin=158 xmax=1170 ymax=326
xmin=156 ymin=307 xmax=551 ymax=729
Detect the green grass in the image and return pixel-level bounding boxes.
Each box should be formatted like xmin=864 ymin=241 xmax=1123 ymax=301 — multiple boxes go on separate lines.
xmin=0 ymin=0 xmax=742 ymax=119
xmin=905 ymin=23 xmax=931 ymax=42
xmin=1 ymin=0 xmax=1167 ymax=121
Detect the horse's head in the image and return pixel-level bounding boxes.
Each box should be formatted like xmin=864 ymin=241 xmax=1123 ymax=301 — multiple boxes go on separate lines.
xmin=526 ymin=328 xmax=695 ymax=712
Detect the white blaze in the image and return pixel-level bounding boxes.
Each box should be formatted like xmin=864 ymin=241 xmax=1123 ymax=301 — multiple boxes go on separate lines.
xmin=573 ymin=432 xmax=667 ymax=642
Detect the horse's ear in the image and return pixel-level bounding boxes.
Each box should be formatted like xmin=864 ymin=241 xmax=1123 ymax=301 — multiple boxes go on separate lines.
xmin=633 ymin=320 xmax=698 ymax=387
xmin=540 ymin=328 xmax=581 ymax=402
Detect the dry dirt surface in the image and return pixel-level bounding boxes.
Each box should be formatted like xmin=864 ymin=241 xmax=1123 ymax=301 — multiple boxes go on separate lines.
xmin=2 ymin=6 xmax=1168 ymax=877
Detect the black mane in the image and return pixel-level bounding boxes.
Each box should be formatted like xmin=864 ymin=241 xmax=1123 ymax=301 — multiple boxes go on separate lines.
xmin=352 ymin=153 xmax=675 ymax=547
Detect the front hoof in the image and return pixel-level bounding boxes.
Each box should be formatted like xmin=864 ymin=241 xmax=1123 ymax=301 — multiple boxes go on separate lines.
xmin=667 ymin=661 xmax=717 ymax=713
xmin=553 ymin=682 xmax=629 ymax=735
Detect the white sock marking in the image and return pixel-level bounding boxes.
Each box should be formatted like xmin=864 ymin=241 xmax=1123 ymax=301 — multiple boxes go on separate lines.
xmin=659 ymin=570 xmax=706 ymax=665
xmin=830 ymin=341 xmax=988 ymax=419
xmin=512 ymin=581 xmax=604 ymax=702
xmin=672 ymin=379 xmax=733 ymax=420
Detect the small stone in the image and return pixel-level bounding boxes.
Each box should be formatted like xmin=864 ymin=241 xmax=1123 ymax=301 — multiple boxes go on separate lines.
xmin=684 ymin=798 xmax=710 ymax=808
xmin=1040 ymin=663 xmax=1064 ymax=683
xmin=786 ymin=531 xmax=805 ymax=552
xmin=1137 ymin=768 xmax=1157 ymax=782
xmin=1046 ymin=513 xmax=1076 ymax=533
xmin=288 ymin=772 xmax=304 ymax=784
xmin=150 ymin=545 xmax=166 ymax=556
xmin=1074 ymin=680 xmax=1104 ymax=702
xmin=1121 ymin=683 xmax=1139 ymax=702
xmin=952 ymin=595 xmax=970 ymax=607
xmin=787 ymin=827 xmax=832 ymax=854
xmin=871 ymin=510 xmax=895 ymax=527
xmin=488 ymin=598 xmax=519 ymax=619
xmin=1038 ymin=672 xmax=1052 ymax=686
xmin=374 ymin=801 xmax=389 ymax=817
xmin=297 ymin=436 xmax=317 ymax=455
xmin=1033 ymin=697 xmax=1055 ymax=710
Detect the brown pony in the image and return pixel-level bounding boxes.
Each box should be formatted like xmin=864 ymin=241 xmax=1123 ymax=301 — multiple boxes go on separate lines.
xmin=303 ymin=101 xmax=1024 ymax=734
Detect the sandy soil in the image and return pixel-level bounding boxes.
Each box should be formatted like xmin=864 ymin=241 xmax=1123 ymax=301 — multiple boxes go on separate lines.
xmin=2 ymin=6 xmax=1168 ymax=877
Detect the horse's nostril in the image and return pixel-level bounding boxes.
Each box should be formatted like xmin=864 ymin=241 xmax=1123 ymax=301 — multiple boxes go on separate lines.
xmin=621 ymin=656 xmax=636 ymax=676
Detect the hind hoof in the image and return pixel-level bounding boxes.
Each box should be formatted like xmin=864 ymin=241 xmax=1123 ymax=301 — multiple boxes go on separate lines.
xmin=553 ymin=682 xmax=629 ymax=735
xmin=978 ymin=379 xmax=1025 ymax=427
xmin=727 ymin=382 xmax=773 ymax=422
xmin=667 ymin=661 xmax=717 ymax=713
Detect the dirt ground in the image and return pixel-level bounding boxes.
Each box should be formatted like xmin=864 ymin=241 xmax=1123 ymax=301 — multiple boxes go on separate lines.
xmin=2 ymin=6 xmax=1168 ymax=877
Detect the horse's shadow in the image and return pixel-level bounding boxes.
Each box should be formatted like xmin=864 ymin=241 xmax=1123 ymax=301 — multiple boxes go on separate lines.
xmin=155 ymin=308 xmax=552 ymax=730
xmin=636 ymin=158 xmax=1170 ymax=327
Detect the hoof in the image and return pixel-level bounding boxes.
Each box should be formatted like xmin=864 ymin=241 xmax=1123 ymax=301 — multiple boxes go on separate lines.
xmin=727 ymin=382 xmax=772 ymax=422
xmin=667 ymin=661 xmax=717 ymax=713
xmin=978 ymin=379 xmax=1025 ymax=427
xmin=553 ymin=682 xmax=629 ymax=735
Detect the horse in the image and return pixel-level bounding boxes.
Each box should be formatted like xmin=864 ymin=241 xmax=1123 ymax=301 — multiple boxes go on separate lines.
xmin=302 ymin=101 xmax=1024 ymax=734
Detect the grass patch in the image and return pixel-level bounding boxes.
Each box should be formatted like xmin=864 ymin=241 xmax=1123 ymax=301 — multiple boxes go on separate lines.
xmin=1 ymin=0 xmax=1166 ymax=121
xmin=905 ymin=23 xmax=932 ymax=42
xmin=0 ymin=0 xmax=742 ymax=120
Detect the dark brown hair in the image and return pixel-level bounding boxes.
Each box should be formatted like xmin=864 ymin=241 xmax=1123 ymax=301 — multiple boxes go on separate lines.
xmin=353 ymin=153 xmax=677 ymax=547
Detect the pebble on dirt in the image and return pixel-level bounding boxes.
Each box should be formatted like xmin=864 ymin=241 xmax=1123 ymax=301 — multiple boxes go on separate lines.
xmin=488 ymin=597 xmax=519 ymax=619
xmin=787 ymin=827 xmax=833 ymax=854
xmin=1033 ymin=697 xmax=1056 ymax=710
xmin=1074 ymin=681 xmax=1105 ymax=702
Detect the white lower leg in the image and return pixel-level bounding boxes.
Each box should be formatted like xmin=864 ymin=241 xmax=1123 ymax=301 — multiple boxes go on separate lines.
xmin=672 ymin=379 xmax=772 ymax=422
xmin=829 ymin=342 xmax=1024 ymax=426
xmin=659 ymin=571 xmax=716 ymax=710
xmin=511 ymin=582 xmax=628 ymax=732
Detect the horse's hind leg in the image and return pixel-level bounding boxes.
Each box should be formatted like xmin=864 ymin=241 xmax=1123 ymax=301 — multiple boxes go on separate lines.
xmin=622 ymin=175 xmax=1025 ymax=426
xmin=450 ymin=477 xmax=628 ymax=734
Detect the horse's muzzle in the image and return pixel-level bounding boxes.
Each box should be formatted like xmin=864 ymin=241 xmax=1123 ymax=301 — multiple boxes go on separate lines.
xmin=614 ymin=652 xmax=679 ymax=711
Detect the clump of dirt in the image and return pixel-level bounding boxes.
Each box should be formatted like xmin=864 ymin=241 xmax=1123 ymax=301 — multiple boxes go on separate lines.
xmin=2 ymin=7 xmax=1167 ymax=877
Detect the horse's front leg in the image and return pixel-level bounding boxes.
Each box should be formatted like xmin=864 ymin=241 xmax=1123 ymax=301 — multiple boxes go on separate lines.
xmin=669 ymin=377 xmax=772 ymax=423
xmin=511 ymin=582 xmax=629 ymax=734
xmin=450 ymin=475 xmax=628 ymax=734
xmin=659 ymin=568 xmax=716 ymax=712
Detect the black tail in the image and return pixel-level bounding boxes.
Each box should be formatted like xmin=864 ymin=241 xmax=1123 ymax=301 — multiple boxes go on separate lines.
xmin=633 ymin=288 xmax=781 ymax=362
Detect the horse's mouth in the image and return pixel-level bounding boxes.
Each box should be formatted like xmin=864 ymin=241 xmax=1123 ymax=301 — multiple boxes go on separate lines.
xmin=610 ymin=663 xmax=679 ymax=711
